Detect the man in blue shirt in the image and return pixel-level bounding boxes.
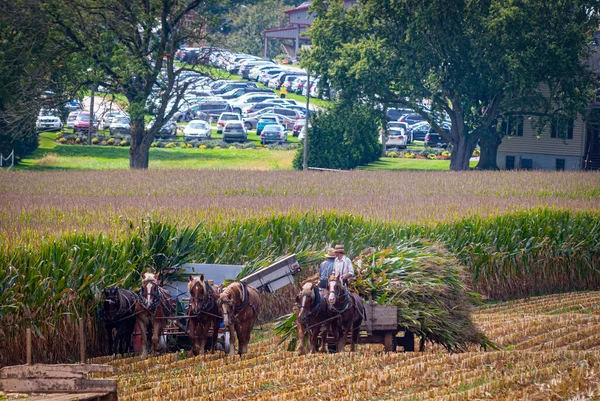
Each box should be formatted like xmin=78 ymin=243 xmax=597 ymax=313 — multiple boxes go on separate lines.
xmin=319 ymin=248 xmax=337 ymax=289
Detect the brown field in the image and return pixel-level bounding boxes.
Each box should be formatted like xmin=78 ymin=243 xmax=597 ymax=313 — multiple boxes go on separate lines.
xmin=69 ymin=292 xmax=600 ymax=401
xmin=1 ymin=170 xmax=598 ymax=239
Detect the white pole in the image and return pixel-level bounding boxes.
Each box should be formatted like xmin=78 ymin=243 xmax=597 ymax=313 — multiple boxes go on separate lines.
xmin=303 ymin=73 xmax=310 ymax=171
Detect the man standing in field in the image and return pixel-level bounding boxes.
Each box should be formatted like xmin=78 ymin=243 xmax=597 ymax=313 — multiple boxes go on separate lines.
xmin=333 ymin=244 xmax=354 ymax=287
xmin=319 ymin=248 xmax=337 ymax=288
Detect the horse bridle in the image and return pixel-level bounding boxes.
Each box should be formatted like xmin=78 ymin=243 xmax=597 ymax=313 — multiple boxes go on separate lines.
xmin=328 ymin=279 xmax=350 ymax=313
xmin=298 ymin=287 xmax=322 ymax=321
xmin=139 ymin=280 xmax=161 ymax=312
xmin=189 ymin=281 xmax=215 ymax=314
xmin=220 ymin=282 xmax=257 ymax=324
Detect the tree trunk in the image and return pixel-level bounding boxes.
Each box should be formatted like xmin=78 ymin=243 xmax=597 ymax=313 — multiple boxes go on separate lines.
xmin=129 ymin=116 xmax=150 ymax=169
xmin=449 ymin=131 xmax=477 ymax=171
xmin=476 ymin=127 xmax=501 ymax=170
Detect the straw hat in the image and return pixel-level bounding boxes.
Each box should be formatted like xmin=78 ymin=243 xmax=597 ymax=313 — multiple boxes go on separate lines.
xmin=334 ymin=244 xmax=345 ymax=254
xmin=326 ymin=248 xmax=336 ymax=258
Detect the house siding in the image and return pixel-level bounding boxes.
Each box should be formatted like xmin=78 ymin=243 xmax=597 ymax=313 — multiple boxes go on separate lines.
xmin=497 ymin=115 xmax=586 ymax=160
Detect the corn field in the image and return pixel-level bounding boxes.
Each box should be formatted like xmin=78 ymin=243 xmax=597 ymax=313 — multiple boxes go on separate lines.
xmin=80 ymin=292 xmax=600 ymax=401
xmin=1 ymin=170 xmax=599 ymax=370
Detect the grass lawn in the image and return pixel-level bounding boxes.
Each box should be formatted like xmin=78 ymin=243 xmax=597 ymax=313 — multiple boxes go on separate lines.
xmin=18 ymin=132 xmax=466 ymax=171
xmin=18 ymin=132 xmax=295 ymax=170
xmin=361 ymin=157 xmax=477 ymax=170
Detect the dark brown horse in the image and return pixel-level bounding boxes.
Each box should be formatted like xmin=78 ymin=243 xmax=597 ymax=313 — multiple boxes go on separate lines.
xmin=218 ymin=281 xmax=261 ymax=355
xmin=135 ymin=273 xmax=176 ymax=356
xmin=296 ymin=282 xmax=329 ymax=355
xmin=327 ymin=274 xmax=365 ymax=353
xmin=103 ymin=288 xmax=137 ymax=355
xmin=187 ymin=275 xmax=222 ymax=355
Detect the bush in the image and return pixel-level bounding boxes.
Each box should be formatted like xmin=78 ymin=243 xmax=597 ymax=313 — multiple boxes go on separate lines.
xmin=293 ymin=101 xmax=381 ymax=170
xmin=91 ymin=137 xmax=99 ymax=145
xmin=150 ymin=142 xmax=158 ymax=147
xmin=107 ymin=138 xmax=115 ymax=145
xmin=119 ymin=140 xmax=128 ymax=146
xmin=59 ymin=137 xmax=68 ymax=144
xmin=165 ymin=142 xmax=176 ymax=148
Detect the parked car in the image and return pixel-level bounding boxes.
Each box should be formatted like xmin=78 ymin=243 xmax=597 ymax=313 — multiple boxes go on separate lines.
xmin=212 ymin=82 xmax=258 ymax=95
xmin=218 ymin=87 xmax=273 ymax=100
xmin=66 ymin=111 xmax=81 ymax=129
xmin=387 ymin=121 xmax=412 ymax=143
xmin=380 ymin=128 xmax=408 ymax=149
xmin=36 ymin=114 xmax=63 ymax=132
xmin=424 ymin=128 xmax=450 ymax=148
xmin=217 ymin=112 xmax=242 ymax=133
xmin=183 ymin=120 xmax=212 ymax=140
xmin=242 ymin=107 xmax=278 ymax=130
xmin=260 ymin=124 xmax=287 ymax=144
xmin=257 ymin=114 xmax=285 ymax=135
xmin=222 ymin=121 xmax=247 ymax=142
xmin=399 ymin=113 xmax=426 ymax=125
xmin=109 ymin=116 xmax=131 ymax=135
xmin=229 ymin=93 xmax=277 ymax=115
xmin=101 ymin=111 xmax=127 ymax=130
xmin=189 ymin=101 xmax=234 ymax=120
xmin=291 ymin=77 xmax=308 ymax=94
xmin=409 ymin=121 xmax=430 ymax=141
xmin=386 ymin=108 xmax=413 ymax=121
xmin=73 ymin=112 xmax=98 ymax=133
xmin=148 ymin=118 xmax=177 ymax=137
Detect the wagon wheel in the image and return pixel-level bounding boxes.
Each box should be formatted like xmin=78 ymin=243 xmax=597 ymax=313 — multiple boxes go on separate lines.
xmin=224 ymin=331 xmax=231 ymax=354
xmin=384 ymin=332 xmax=395 ymax=352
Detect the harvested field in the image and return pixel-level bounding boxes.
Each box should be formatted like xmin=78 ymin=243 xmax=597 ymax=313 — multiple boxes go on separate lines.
xmin=68 ymin=292 xmax=600 ymax=401
xmin=1 ymin=170 xmax=598 ymax=238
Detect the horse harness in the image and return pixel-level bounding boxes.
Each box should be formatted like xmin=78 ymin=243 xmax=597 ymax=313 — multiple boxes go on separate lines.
xmin=138 ymin=282 xmax=175 ymax=317
xmin=329 ymin=284 xmax=352 ymax=314
xmin=223 ymin=281 xmax=258 ymax=322
xmin=299 ymin=286 xmax=324 ymax=320
xmin=104 ymin=289 xmax=137 ymax=324
xmin=189 ymin=281 xmax=219 ymax=316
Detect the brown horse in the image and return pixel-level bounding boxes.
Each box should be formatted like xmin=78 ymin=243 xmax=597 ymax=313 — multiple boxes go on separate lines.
xmin=188 ymin=275 xmax=222 ymax=356
xmin=218 ymin=281 xmax=261 ymax=355
xmin=327 ymin=274 xmax=365 ymax=353
xmin=296 ymin=282 xmax=329 ymax=355
xmin=135 ymin=273 xmax=176 ymax=356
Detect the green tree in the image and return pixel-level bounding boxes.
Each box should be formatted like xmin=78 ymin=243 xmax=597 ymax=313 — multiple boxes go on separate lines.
xmin=307 ymin=0 xmax=598 ymax=171
xmin=0 ymin=0 xmax=81 ymax=163
xmin=43 ymin=0 xmax=225 ymax=169
xmin=223 ymin=0 xmax=290 ymax=58
xmin=293 ymin=101 xmax=381 ymax=170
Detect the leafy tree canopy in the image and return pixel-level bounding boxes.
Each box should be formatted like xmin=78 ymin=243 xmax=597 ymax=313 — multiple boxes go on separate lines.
xmin=306 ymin=0 xmax=599 ymax=170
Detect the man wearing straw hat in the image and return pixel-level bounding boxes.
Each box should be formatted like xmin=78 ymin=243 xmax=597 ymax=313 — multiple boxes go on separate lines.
xmin=333 ymin=244 xmax=354 ymax=287
xmin=319 ymin=248 xmax=337 ymax=289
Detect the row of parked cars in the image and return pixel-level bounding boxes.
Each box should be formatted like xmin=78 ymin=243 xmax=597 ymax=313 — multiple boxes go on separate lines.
xmin=381 ymin=108 xmax=451 ymax=149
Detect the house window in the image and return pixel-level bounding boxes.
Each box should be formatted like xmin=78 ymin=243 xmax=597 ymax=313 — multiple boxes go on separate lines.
xmin=505 ymin=156 xmax=515 ymax=170
xmin=520 ymin=158 xmax=533 ymax=170
xmin=556 ymin=159 xmax=565 ymax=171
xmin=551 ymin=118 xmax=574 ymax=139
xmin=500 ymin=116 xmax=524 ymax=137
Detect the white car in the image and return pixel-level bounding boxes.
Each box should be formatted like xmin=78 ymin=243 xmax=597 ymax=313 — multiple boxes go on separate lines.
xmin=380 ymin=128 xmax=408 ymax=149
xmin=183 ymin=120 xmax=212 ymax=140
xmin=36 ymin=115 xmax=63 ymax=132
xmin=66 ymin=111 xmax=81 ymax=129
xmin=217 ymin=112 xmax=242 ymax=134
xmin=229 ymin=93 xmax=278 ymax=115
xmin=101 ymin=112 xmax=127 ymax=130
xmin=109 ymin=116 xmax=131 ymax=135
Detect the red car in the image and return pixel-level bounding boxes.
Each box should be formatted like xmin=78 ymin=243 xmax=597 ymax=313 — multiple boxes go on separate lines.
xmin=73 ymin=112 xmax=99 ymax=133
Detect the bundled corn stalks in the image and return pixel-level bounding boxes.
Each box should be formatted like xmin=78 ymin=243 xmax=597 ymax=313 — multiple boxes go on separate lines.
xmin=353 ymin=241 xmax=494 ymax=352
xmin=276 ymin=241 xmax=494 ymax=353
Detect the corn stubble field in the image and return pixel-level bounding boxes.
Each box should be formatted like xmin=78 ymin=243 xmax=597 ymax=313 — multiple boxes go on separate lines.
xmin=1 ymin=170 xmax=600 ymax=399
xmin=86 ymin=293 xmax=600 ymax=401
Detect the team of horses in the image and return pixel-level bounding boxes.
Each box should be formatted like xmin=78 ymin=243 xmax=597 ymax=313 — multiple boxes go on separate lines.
xmin=103 ymin=272 xmax=364 ymax=357
xmin=295 ymin=274 xmax=365 ymax=355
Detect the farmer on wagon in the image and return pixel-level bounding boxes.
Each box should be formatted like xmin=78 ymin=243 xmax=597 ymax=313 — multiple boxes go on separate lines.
xmin=333 ymin=244 xmax=354 ymax=287
xmin=319 ymin=248 xmax=337 ymax=289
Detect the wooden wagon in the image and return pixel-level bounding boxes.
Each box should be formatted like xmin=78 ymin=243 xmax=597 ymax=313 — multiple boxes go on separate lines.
xmin=357 ymin=300 xmax=415 ymax=352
